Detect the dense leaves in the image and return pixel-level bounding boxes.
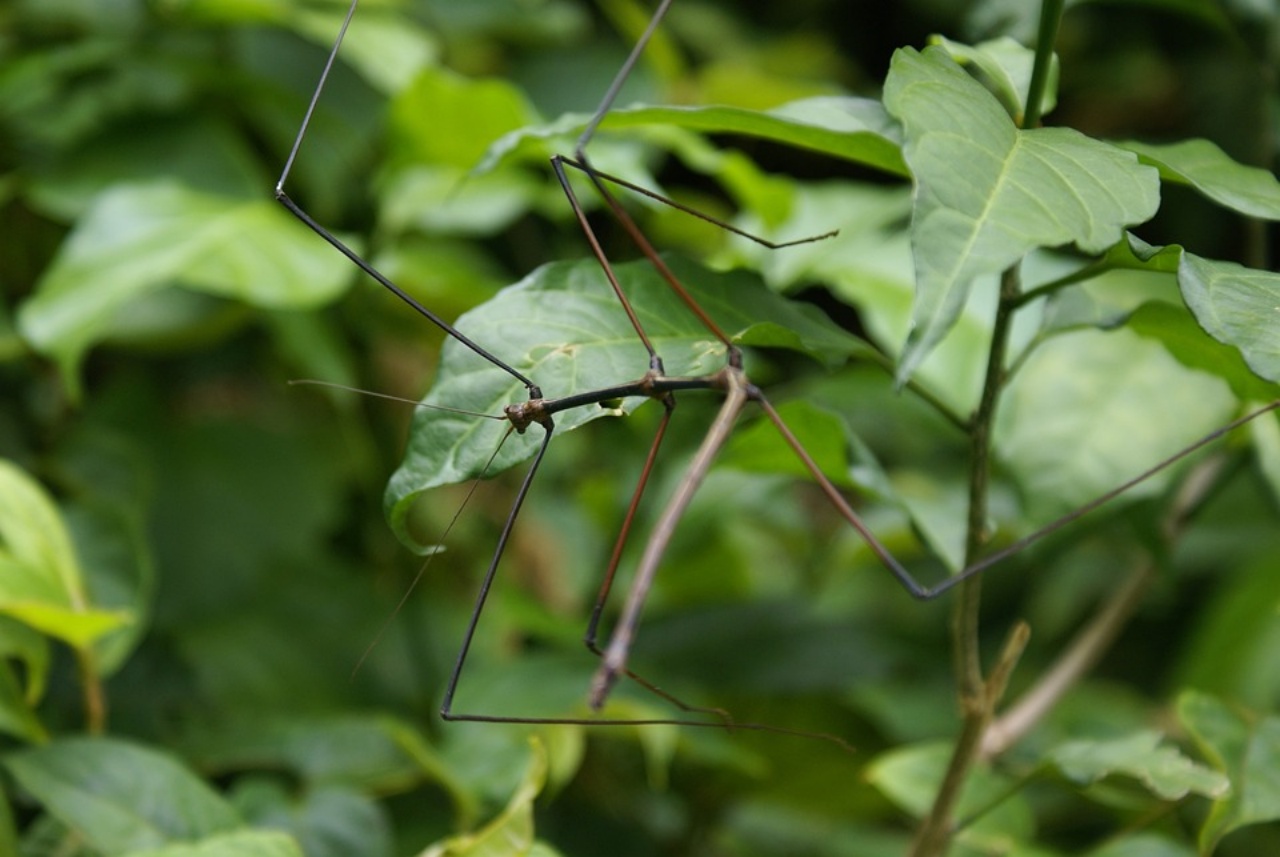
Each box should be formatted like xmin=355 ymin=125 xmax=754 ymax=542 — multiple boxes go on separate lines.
xmin=3 ymin=0 xmax=1280 ymax=856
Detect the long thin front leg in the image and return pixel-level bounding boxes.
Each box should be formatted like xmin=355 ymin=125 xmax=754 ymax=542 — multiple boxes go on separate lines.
xmin=275 ymin=0 xmax=539 ymax=394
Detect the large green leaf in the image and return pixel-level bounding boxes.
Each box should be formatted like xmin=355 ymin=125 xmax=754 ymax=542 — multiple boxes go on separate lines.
xmin=0 ymin=460 xmax=132 ymax=649
xmin=1048 ymin=731 xmax=1229 ymax=800
xmin=1123 ymin=138 xmax=1280 ymax=220
xmin=1178 ymin=253 xmax=1280 ymax=383
xmin=882 ymin=46 xmax=1160 ymax=382
xmin=385 ymin=256 xmax=861 ymax=548
xmin=995 ymin=327 xmax=1236 ymax=523
xmin=4 ymin=737 xmax=241 ymax=854
xmin=17 ymin=182 xmax=353 ymax=398
xmin=229 ymin=781 xmax=390 ymax=857
xmin=1178 ymin=691 xmax=1280 ymax=852
xmin=477 ymin=97 xmax=907 ymax=178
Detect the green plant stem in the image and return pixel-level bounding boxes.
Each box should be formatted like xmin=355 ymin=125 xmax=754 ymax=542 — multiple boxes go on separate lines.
xmin=1023 ymin=0 xmax=1064 ymax=128
xmin=910 ymin=265 xmax=1023 ymax=857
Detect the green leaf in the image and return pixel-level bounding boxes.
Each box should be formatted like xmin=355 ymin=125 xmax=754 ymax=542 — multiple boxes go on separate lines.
xmin=128 ymin=830 xmax=304 ymax=857
xmin=389 ymin=67 xmax=539 ymax=169
xmin=1123 ymin=138 xmax=1280 ymax=220
xmin=1084 ymin=833 xmax=1196 ymax=857
xmin=866 ymin=742 xmax=1033 ymax=849
xmin=1178 ymin=253 xmax=1280 ymax=383
xmin=385 ymin=256 xmax=861 ymax=549
xmin=17 ymin=182 xmax=352 ymax=398
xmin=418 ymin=738 xmax=548 ymax=857
xmin=1126 ymin=302 xmax=1279 ymax=402
xmin=882 ymin=46 xmax=1160 ymax=382
xmin=1178 ymin=691 xmax=1280 ymax=851
xmin=229 ymin=780 xmax=390 ymax=857
xmin=4 ymin=736 xmax=241 ymax=854
xmin=0 ymin=459 xmax=133 ymax=649
xmin=0 ymin=659 xmax=48 ymax=743
xmin=995 ymin=327 xmax=1236 ymax=523
xmin=930 ymin=36 xmax=1058 ymax=122
xmin=1048 ymin=731 xmax=1229 ymax=800
xmin=478 ymin=98 xmax=908 ymax=178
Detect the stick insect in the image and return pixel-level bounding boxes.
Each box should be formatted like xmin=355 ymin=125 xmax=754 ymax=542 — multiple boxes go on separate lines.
xmin=277 ymin=0 xmax=1280 ymax=734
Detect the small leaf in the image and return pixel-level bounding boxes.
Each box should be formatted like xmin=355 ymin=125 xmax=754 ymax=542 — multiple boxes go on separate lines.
xmin=128 ymin=830 xmax=304 ymax=857
xmin=1178 ymin=253 xmax=1280 ymax=383
xmin=1124 ymin=137 xmax=1280 ymax=220
xmin=883 ymin=46 xmax=1159 ymax=382
xmin=17 ymin=182 xmax=352 ymax=398
xmin=0 ymin=460 xmax=132 ymax=649
xmin=4 ymin=736 xmax=241 ymax=854
xmin=1178 ymin=691 xmax=1280 ymax=851
xmin=418 ymin=738 xmax=548 ymax=857
xmin=1048 ymin=731 xmax=1229 ymax=800
xmin=930 ymin=36 xmax=1058 ymax=122
xmin=385 ymin=256 xmax=861 ymax=550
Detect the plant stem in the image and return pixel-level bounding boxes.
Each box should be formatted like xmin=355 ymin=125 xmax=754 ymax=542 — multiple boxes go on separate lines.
xmin=910 ymin=266 xmax=1023 ymax=857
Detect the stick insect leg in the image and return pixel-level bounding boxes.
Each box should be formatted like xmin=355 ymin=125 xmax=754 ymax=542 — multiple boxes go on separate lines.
xmin=274 ymin=0 xmax=540 ymax=396
xmin=755 ymin=393 xmax=1280 ymax=602
xmin=580 ymin=396 xmax=735 ymax=723
xmin=589 ymin=370 xmax=750 ymax=709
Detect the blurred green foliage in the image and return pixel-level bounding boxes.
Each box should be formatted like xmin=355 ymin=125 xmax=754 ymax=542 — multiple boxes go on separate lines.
xmin=3 ymin=0 xmax=1280 ymax=855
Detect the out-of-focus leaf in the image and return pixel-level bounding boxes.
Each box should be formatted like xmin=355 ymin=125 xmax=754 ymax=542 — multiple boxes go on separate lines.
xmin=882 ymin=46 xmax=1159 ymax=382
xmin=0 ymin=660 xmax=48 ymax=743
xmin=1126 ymin=302 xmax=1279 ymax=402
xmin=181 ymin=714 xmax=473 ymax=825
xmin=1084 ymin=833 xmax=1196 ymax=857
xmin=4 ymin=737 xmax=241 ymax=854
xmin=866 ymin=742 xmax=1034 ymax=849
xmin=996 ymin=327 xmax=1235 ymax=523
xmin=1179 ymin=691 xmax=1280 ymax=852
xmin=1178 ymin=253 xmax=1280 ymax=383
xmin=478 ymin=98 xmax=908 ymax=178
xmin=229 ymin=780 xmax=391 ymax=857
xmin=930 ymin=36 xmax=1058 ymax=121
xmin=389 ymin=67 xmax=539 ymax=169
xmin=386 ymin=256 xmax=861 ymax=550
xmin=17 ymin=182 xmax=353 ymax=398
xmin=1048 ymin=731 xmax=1229 ymax=800
xmin=418 ymin=738 xmax=548 ymax=857
xmin=1123 ymin=138 xmax=1280 ymax=220
xmin=0 ymin=460 xmax=132 ymax=649
xmin=128 ymin=830 xmax=303 ymax=857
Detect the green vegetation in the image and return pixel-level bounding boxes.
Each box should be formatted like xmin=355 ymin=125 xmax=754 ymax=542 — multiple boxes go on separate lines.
xmin=3 ymin=0 xmax=1280 ymax=855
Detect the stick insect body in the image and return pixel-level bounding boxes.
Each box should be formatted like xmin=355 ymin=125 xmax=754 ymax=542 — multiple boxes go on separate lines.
xmin=278 ymin=0 xmax=1280 ymax=734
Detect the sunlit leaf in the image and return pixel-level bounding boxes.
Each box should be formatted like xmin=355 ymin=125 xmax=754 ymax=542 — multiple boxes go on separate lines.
xmin=1178 ymin=253 xmax=1280 ymax=383
xmin=882 ymin=46 xmax=1159 ymax=382
xmin=17 ymin=182 xmax=353 ymax=398
xmin=4 ymin=737 xmax=241 ymax=854
xmin=0 ymin=460 xmax=132 ymax=649
xmin=478 ymin=98 xmax=907 ymax=178
xmin=996 ymin=327 xmax=1236 ymax=523
xmin=1048 ymin=731 xmax=1229 ymax=800
xmin=930 ymin=35 xmax=1058 ymax=122
xmin=1123 ymin=137 xmax=1280 ymax=220
xmin=1179 ymin=691 xmax=1280 ymax=851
